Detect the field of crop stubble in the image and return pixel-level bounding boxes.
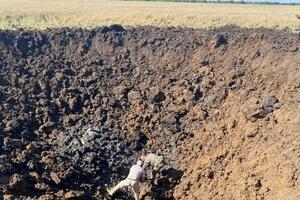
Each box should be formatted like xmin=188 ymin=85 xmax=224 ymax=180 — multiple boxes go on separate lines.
xmin=0 ymin=0 xmax=300 ymax=30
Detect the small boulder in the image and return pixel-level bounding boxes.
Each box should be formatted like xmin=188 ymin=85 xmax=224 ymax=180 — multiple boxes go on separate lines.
xmin=81 ymin=128 xmax=98 ymax=144
xmin=109 ymin=24 xmax=124 ymax=32
xmin=9 ymin=173 xmax=29 ymax=192
xmin=34 ymin=182 xmax=50 ymax=191
xmin=127 ymin=90 xmax=142 ymax=103
xmin=50 ymin=172 xmax=61 ymax=185
xmin=3 ymin=194 xmax=13 ymax=200
xmin=62 ymin=68 xmax=76 ymax=76
xmin=37 ymin=194 xmax=55 ymax=200
xmin=261 ymin=95 xmax=279 ymax=110
xmin=250 ymin=96 xmax=279 ymax=120
xmin=64 ymin=190 xmax=85 ymax=199
xmin=212 ymin=34 xmax=228 ymax=48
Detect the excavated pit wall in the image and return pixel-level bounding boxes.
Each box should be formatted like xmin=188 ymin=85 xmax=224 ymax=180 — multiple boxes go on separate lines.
xmin=0 ymin=25 xmax=299 ymax=199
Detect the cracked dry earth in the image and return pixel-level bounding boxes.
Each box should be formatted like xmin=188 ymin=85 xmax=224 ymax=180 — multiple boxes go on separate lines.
xmin=0 ymin=25 xmax=300 ymax=200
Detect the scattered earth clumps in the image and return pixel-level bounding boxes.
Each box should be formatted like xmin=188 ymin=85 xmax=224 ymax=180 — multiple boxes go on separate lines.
xmin=0 ymin=25 xmax=300 ymax=199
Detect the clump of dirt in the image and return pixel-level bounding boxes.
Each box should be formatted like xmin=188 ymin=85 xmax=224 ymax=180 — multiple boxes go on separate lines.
xmin=0 ymin=25 xmax=299 ymax=200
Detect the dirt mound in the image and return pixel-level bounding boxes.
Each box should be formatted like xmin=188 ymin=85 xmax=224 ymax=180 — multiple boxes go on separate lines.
xmin=0 ymin=25 xmax=299 ymax=199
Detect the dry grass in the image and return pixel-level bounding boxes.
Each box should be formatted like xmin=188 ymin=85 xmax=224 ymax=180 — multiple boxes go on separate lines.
xmin=0 ymin=0 xmax=300 ymax=30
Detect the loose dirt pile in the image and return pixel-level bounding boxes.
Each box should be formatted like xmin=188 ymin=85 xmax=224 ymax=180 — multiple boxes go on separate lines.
xmin=0 ymin=25 xmax=299 ymax=200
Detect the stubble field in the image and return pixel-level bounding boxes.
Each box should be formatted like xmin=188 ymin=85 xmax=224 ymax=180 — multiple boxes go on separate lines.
xmin=0 ymin=0 xmax=300 ymax=30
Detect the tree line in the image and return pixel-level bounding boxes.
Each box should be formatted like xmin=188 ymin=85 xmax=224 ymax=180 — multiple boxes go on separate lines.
xmin=122 ymin=0 xmax=300 ymax=5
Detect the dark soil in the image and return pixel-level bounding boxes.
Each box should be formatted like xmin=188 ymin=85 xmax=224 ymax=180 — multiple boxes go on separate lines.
xmin=0 ymin=25 xmax=299 ymax=200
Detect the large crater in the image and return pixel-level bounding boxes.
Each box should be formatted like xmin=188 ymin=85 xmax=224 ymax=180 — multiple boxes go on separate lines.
xmin=0 ymin=25 xmax=299 ymax=199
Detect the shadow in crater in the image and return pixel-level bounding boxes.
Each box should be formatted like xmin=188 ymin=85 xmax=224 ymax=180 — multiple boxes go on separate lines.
xmin=142 ymin=167 xmax=183 ymax=200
